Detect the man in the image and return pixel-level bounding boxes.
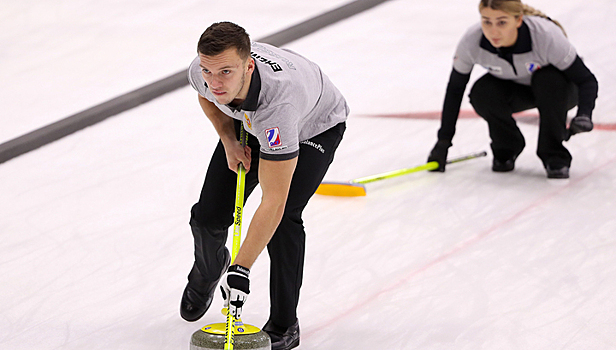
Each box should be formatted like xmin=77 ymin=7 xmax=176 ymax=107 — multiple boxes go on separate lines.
xmin=180 ymin=22 xmax=348 ymax=350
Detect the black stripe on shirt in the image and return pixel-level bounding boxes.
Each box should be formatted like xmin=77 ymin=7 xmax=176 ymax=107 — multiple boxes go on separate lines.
xmin=260 ymin=150 xmax=300 ymax=161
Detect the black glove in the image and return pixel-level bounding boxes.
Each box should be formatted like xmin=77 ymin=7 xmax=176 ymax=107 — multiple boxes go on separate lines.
xmin=427 ymin=140 xmax=452 ymax=172
xmin=565 ymin=115 xmax=593 ymax=141
xmin=220 ymin=265 xmax=250 ymax=318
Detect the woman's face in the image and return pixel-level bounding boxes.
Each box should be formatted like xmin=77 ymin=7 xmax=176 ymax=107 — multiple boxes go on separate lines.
xmin=480 ymin=7 xmax=523 ymax=48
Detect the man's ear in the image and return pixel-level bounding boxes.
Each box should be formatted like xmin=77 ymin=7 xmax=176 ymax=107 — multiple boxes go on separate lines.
xmin=246 ymin=58 xmax=255 ymax=74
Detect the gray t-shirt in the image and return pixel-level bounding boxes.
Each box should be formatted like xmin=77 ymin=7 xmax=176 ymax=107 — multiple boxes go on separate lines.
xmin=453 ymin=16 xmax=577 ymax=85
xmin=188 ymin=41 xmax=349 ymax=160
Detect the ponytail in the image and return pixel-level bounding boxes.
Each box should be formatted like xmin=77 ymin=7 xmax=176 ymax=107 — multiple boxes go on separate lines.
xmin=521 ymin=4 xmax=567 ymax=36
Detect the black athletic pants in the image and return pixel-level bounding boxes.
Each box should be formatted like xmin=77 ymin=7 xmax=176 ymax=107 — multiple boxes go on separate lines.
xmin=469 ymin=66 xmax=578 ymax=168
xmin=187 ymin=120 xmax=345 ymax=328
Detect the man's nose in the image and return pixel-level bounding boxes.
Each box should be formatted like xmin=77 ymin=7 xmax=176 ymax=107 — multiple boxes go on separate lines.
xmin=210 ymin=77 xmax=223 ymax=89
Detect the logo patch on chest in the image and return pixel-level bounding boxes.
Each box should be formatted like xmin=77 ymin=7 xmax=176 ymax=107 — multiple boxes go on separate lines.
xmin=244 ymin=113 xmax=252 ymax=130
xmin=526 ymin=62 xmax=541 ymax=74
xmin=484 ymin=65 xmax=503 ymax=75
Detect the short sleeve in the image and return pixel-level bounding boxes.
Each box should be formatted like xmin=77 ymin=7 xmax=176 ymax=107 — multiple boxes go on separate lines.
xmin=452 ymin=25 xmax=480 ymax=74
xmin=544 ymin=25 xmax=577 ymax=71
xmin=254 ymin=104 xmax=300 ymax=161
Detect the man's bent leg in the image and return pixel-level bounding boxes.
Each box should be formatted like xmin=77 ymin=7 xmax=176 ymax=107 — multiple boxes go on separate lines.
xmin=181 ymin=137 xmax=260 ymax=322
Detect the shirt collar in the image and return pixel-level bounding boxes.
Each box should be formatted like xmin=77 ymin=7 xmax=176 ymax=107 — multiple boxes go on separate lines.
xmin=238 ymin=65 xmax=261 ymax=111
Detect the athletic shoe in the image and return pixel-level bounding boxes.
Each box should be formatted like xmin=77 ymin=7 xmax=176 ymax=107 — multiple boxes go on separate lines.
xmin=180 ymin=255 xmax=231 ymax=322
xmin=180 ymin=285 xmax=213 ymax=322
xmin=492 ymin=157 xmax=515 ymax=172
xmin=263 ymin=319 xmax=300 ymax=350
xmin=546 ymin=164 xmax=569 ymax=179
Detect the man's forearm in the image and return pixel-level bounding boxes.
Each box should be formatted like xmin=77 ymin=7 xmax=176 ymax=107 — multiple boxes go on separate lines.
xmin=233 ymin=157 xmax=297 ymax=268
xmin=234 ymin=200 xmax=285 ymax=269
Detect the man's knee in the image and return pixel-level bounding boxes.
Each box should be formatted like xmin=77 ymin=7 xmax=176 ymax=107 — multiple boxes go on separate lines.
xmin=190 ymin=203 xmax=232 ymax=239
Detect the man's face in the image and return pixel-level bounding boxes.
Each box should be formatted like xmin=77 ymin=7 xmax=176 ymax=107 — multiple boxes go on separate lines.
xmin=480 ymin=8 xmax=523 ymax=48
xmin=199 ymin=48 xmax=254 ymax=105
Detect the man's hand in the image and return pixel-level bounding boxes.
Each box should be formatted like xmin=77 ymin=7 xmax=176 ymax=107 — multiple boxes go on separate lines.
xmin=224 ymin=140 xmax=251 ymax=173
xmin=220 ymin=265 xmax=250 ymax=318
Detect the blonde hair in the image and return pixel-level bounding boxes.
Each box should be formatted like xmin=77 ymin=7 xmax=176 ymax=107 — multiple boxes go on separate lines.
xmin=478 ymin=0 xmax=566 ymax=36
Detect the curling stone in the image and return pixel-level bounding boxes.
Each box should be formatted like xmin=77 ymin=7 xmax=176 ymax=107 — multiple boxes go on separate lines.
xmin=190 ymin=320 xmax=271 ymax=350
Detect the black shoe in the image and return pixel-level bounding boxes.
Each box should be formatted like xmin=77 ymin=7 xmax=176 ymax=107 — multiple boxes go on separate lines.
xmin=492 ymin=157 xmax=515 ymax=172
xmin=546 ymin=164 xmax=569 ymax=179
xmin=180 ymin=285 xmax=213 ymax=322
xmin=263 ymin=319 xmax=300 ymax=350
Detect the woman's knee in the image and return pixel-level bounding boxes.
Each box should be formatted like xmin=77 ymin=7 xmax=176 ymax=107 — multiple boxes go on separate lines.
xmin=531 ymin=66 xmax=575 ymax=110
xmin=531 ymin=66 xmax=568 ymax=91
xmin=469 ymin=75 xmax=509 ymax=116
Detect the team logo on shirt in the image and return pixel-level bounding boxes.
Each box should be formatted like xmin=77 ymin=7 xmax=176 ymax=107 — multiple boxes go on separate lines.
xmin=244 ymin=113 xmax=252 ymax=130
xmin=526 ymin=62 xmax=542 ymax=74
xmin=265 ymin=127 xmax=284 ymax=150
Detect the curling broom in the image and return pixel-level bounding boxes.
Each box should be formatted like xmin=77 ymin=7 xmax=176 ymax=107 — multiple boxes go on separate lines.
xmin=315 ymin=151 xmax=487 ymax=197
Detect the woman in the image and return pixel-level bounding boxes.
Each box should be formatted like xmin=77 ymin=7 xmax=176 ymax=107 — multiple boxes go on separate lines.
xmin=428 ymin=0 xmax=598 ymax=178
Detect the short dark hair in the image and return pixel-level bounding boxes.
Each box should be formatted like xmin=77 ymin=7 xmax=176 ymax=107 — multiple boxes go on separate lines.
xmin=197 ymin=22 xmax=251 ymax=60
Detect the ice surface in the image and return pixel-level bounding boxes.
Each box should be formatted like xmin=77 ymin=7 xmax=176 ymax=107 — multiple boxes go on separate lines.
xmin=1 ymin=0 xmax=616 ymax=349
